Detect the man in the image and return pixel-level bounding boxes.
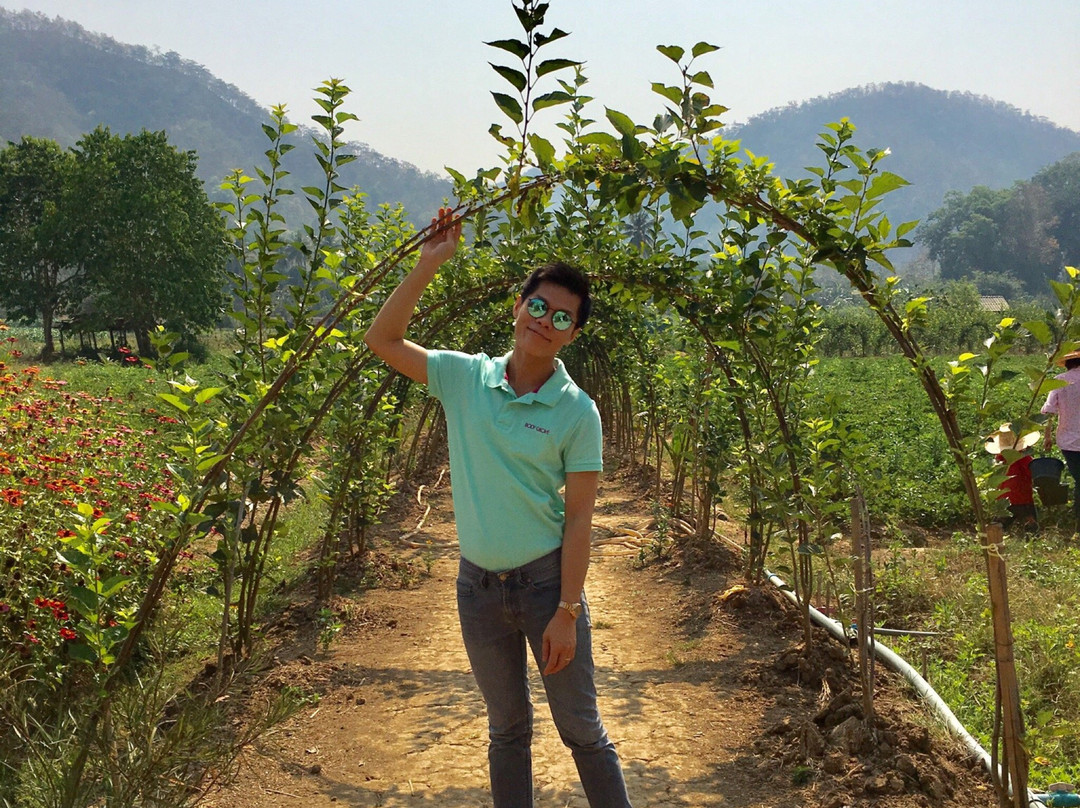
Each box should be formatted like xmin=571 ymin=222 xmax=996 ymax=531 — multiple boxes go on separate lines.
xmin=364 ymin=208 xmax=633 ymax=808
xmin=1042 ymin=349 xmax=1080 ymax=532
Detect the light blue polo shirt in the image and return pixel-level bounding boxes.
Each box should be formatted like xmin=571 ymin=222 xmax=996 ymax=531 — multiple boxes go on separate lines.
xmin=427 ymin=350 xmax=603 ymax=571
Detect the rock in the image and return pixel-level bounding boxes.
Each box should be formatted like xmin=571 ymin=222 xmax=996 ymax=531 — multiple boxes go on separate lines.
xmin=800 ymin=721 xmax=826 ymax=759
xmin=766 ymin=717 xmax=794 ymax=736
xmin=822 ymin=752 xmax=847 ymax=774
xmin=895 ymin=754 xmax=920 ymax=780
xmin=865 ymin=772 xmax=890 ymax=793
xmin=830 ymin=716 xmax=871 ymax=756
xmin=903 ymin=724 xmax=932 ymax=753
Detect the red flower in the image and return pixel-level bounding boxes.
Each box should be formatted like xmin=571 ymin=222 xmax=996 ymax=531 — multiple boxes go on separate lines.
xmin=59 ymin=627 xmax=77 ymax=641
xmin=57 ymin=529 xmax=76 ymax=538
xmin=124 ymin=512 xmax=139 ymax=522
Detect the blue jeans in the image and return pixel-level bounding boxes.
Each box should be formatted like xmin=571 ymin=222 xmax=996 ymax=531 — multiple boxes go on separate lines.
xmin=456 ymin=549 xmax=633 ymax=808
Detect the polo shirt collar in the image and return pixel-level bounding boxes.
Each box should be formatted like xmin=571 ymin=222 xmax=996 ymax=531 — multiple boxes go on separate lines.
xmin=483 ymin=352 xmax=572 ymax=405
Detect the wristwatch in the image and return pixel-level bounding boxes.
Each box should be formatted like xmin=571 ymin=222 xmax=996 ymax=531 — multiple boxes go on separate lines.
xmin=558 ymin=600 xmax=583 ymax=619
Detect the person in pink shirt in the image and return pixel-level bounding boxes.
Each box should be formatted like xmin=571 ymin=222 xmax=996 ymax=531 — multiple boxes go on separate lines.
xmin=1042 ymin=349 xmax=1080 ymax=531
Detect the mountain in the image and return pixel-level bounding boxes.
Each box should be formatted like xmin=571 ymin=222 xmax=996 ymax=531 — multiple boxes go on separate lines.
xmin=0 ymin=9 xmax=451 ymax=226
xmin=3 ymin=10 xmax=1078 ymax=242
xmin=728 ymin=82 xmax=1080 ymax=232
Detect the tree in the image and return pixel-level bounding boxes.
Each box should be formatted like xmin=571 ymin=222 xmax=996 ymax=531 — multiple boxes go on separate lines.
xmin=920 ymin=160 xmax=1074 ymax=297
xmin=0 ymin=136 xmax=76 ymax=358
xmin=1034 ymin=152 xmax=1080 ymax=269
xmin=66 ymin=127 xmax=228 ymax=355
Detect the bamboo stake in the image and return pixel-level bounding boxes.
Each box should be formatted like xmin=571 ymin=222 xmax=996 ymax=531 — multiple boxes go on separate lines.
xmin=983 ymin=523 xmax=1027 ymax=808
xmin=851 ymin=492 xmax=875 ymax=727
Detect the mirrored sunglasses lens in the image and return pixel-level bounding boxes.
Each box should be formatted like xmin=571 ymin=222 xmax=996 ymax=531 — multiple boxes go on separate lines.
xmin=552 ymin=311 xmax=573 ymax=331
xmin=527 ymin=298 xmax=547 ymax=318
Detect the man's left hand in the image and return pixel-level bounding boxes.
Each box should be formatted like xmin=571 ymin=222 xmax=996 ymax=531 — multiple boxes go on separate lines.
xmin=541 ymin=609 xmax=577 ymax=675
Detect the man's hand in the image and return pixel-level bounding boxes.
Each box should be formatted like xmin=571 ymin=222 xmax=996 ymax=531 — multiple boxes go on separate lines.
xmin=542 ymin=608 xmax=577 ymax=675
xmin=419 ymin=207 xmax=462 ymax=268
xmin=363 ymin=207 xmax=463 ymax=384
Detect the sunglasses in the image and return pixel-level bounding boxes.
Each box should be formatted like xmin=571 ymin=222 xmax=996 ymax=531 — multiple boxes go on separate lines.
xmin=526 ymin=297 xmax=576 ymax=331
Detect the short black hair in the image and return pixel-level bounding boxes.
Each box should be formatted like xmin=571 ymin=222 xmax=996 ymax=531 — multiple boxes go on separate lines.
xmin=1066 ymin=357 xmax=1080 ymax=370
xmin=520 ymin=262 xmax=592 ymax=329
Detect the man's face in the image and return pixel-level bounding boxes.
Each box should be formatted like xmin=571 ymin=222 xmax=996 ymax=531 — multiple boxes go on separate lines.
xmin=512 ymin=281 xmax=582 ymax=359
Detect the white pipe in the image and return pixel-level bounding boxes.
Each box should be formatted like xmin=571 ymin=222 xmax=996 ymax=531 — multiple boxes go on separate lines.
xmin=762 ymin=569 xmax=1049 ymax=804
xmin=767 ymin=570 xmax=990 ymax=763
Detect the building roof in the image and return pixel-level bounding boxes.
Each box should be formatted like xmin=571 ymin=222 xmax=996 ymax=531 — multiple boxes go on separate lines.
xmin=980 ymin=295 xmax=1010 ymax=312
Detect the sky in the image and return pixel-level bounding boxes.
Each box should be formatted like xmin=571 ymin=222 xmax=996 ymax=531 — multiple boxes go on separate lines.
xmin=3 ymin=1 xmax=1079 ymax=175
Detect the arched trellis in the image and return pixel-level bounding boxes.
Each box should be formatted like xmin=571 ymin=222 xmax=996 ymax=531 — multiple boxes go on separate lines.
xmin=65 ymin=56 xmax=1080 ymax=808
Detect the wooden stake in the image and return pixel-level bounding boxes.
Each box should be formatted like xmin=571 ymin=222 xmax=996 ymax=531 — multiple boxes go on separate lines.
xmin=983 ymin=523 xmax=1028 ymax=808
xmin=851 ymin=493 xmax=875 ymax=727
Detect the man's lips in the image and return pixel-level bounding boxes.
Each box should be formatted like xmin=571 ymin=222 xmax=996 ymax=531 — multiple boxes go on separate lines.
xmin=527 ymin=326 xmax=552 ymax=342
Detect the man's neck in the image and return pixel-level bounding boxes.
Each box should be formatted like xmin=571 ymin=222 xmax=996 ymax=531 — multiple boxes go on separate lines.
xmin=506 ymin=350 xmax=556 ymax=397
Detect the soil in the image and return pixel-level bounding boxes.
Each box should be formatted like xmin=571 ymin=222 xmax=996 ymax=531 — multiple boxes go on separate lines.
xmin=205 ymin=468 xmax=998 ymax=808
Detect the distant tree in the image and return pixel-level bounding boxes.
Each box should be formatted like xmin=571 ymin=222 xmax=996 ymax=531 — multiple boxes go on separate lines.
xmin=1033 ymin=152 xmax=1080 ymax=268
xmin=0 ymin=136 xmax=75 ymax=359
xmin=65 ymin=127 xmax=228 ymax=355
xmin=920 ymin=180 xmax=1062 ymax=297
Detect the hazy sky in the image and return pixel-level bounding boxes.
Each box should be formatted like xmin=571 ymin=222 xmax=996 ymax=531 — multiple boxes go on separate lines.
xmin=4 ymin=1 xmax=1078 ymax=175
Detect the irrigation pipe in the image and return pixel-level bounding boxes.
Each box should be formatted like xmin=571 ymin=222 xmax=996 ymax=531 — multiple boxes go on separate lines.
xmin=763 ymin=567 xmax=1051 ymax=806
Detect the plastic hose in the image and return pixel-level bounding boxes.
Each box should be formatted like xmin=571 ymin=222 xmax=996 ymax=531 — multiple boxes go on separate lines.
xmin=764 ymin=568 xmax=1045 ymax=806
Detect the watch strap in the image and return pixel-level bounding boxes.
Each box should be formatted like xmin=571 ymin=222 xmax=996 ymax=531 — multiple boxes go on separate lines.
xmin=558 ymin=600 xmax=583 ymax=618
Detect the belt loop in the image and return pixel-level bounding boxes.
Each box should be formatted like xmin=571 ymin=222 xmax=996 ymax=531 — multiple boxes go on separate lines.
xmin=480 ymin=571 xmax=489 ymax=588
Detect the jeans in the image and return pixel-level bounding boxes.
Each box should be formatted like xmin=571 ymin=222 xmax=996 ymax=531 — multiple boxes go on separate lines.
xmin=456 ymin=549 xmax=633 ymax=808
xmin=1064 ymin=450 xmax=1080 ymax=524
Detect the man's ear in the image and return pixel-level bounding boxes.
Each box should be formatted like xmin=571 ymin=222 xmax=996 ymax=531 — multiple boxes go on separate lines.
xmin=512 ymin=295 xmax=523 ymax=317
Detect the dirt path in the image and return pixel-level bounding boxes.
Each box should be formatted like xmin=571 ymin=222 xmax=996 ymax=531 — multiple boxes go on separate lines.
xmin=207 ymin=474 xmax=994 ymax=808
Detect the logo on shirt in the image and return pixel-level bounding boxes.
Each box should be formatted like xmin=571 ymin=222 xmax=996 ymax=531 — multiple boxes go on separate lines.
xmin=524 ymin=422 xmax=551 ymax=434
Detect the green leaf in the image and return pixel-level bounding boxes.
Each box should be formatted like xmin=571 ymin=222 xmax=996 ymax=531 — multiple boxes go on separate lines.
xmin=534 ymin=28 xmax=569 ymax=47
xmin=1050 ymin=279 xmax=1073 ymax=309
xmin=532 ymin=91 xmax=573 ymax=112
xmin=535 ymin=58 xmax=581 ymax=78
xmin=691 ymin=41 xmax=720 ymax=58
xmin=490 ymin=63 xmax=527 ymax=92
xmin=194 ymin=386 xmax=224 ymax=405
xmin=689 ymin=70 xmax=714 ymax=88
xmin=605 ymin=108 xmax=637 ymax=137
xmin=99 ymin=575 xmax=131 ymax=599
xmin=68 ymin=643 xmax=98 ymax=664
xmin=657 ymin=45 xmax=685 ymax=63
xmin=651 ymin=83 xmax=683 ymax=105
xmin=156 ymin=393 xmax=190 ymax=413
xmin=1022 ymin=320 xmax=1053 ymax=345
xmin=529 ymin=134 xmax=556 ymax=167
xmin=577 ymin=132 xmax=620 ymax=149
xmin=491 ymin=92 xmax=524 ymax=125
xmin=866 ymin=171 xmax=910 ymax=199
xmin=485 ymin=38 xmax=529 ymax=60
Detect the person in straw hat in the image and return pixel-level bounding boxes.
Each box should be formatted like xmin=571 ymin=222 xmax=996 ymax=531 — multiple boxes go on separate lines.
xmin=1042 ymin=349 xmax=1080 ymax=533
xmin=985 ymin=423 xmax=1040 ymax=532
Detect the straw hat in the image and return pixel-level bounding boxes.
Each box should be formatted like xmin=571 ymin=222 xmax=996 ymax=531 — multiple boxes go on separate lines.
xmin=1056 ymin=349 xmax=1080 ymax=366
xmin=984 ymin=423 xmax=1040 ymax=454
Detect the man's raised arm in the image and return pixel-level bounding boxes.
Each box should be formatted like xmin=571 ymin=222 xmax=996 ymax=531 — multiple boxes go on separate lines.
xmin=363 ymin=208 xmax=461 ymax=384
